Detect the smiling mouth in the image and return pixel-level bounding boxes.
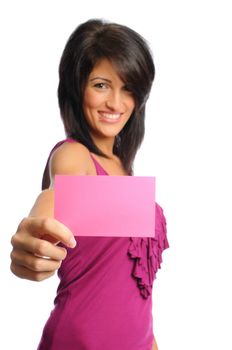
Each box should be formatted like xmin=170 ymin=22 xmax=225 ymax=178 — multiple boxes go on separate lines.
xmin=99 ymin=112 xmax=121 ymax=123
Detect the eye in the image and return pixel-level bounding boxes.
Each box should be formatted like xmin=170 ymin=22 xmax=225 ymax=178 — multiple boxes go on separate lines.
xmin=94 ymin=82 xmax=108 ymax=89
xmin=122 ymin=85 xmax=134 ymax=97
xmin=122 ymin=84 xmax=133 ymax=94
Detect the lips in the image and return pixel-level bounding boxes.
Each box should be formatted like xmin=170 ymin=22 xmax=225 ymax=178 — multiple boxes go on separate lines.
xmin=98 ymin=112 xmax=122 ymax=123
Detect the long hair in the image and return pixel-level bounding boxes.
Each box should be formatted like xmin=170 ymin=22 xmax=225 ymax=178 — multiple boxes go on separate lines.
xmin=58 ymin=19 xmax=155 ymax=174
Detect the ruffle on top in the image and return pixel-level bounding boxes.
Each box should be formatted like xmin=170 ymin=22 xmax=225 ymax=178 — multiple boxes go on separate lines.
xmin=128 ymin=203 xmax=169 ymax=299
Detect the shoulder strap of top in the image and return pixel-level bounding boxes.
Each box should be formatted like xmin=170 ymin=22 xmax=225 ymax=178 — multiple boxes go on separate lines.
xmin=89 ymin=154 xmax=108 ymax=176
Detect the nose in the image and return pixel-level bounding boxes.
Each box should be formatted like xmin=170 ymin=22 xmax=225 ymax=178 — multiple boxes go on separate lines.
xmin=105 ymin=89 xmax=123 ymax=111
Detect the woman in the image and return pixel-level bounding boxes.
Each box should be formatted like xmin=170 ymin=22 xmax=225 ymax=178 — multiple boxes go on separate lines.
xmin=10 ymin=19 xmax=169 ymax=350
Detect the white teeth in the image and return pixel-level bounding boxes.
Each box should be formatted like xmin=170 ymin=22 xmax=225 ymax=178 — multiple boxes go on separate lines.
xmin=101 ymin=113 xmax=120 ymax=120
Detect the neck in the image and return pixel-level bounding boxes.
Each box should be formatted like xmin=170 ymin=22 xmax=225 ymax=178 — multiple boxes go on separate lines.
xmin=91 ymin=134 xmax=115 ymax=158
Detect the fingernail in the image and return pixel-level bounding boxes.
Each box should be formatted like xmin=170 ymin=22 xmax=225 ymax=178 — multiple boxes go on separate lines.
xmin=69 ymin=236 xmax=77 ymax=248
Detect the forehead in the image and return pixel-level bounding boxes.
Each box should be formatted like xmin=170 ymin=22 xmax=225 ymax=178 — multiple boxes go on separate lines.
xmin=88 ymin=58 xmax=125 ymax=83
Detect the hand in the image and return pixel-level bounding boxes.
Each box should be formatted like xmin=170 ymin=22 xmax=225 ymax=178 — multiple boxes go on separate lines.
xmin=10 ymin=217 xmax=76 ymax=281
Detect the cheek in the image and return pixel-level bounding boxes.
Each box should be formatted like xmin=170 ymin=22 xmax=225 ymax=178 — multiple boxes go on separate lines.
xmin=127 ymin=97 xmax=135 ymax=114
xmin=83 ymin=89 xmax=103 ymax=110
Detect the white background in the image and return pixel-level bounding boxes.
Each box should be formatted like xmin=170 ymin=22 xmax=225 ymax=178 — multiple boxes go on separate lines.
xmin=0 ymin=1 xmax=231 ymax=349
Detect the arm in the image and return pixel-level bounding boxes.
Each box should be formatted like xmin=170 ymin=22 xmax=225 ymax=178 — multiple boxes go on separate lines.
xmin=10 ymin=141 xmax=94 ymax=281
xmin=152 ymin=337 xmax=159 ymax=350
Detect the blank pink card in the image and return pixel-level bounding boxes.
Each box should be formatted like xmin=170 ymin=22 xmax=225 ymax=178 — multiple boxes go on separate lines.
xmin=54 ymin=175 xmax=155 ymax=237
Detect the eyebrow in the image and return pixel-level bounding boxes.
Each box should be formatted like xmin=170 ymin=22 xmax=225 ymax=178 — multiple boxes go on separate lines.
xmin=89 ymin=77 xmax=112 ymax=83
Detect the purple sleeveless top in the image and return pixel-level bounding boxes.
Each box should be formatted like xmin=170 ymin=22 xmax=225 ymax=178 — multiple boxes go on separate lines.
xmin=37 ymin=138 xmax=169 ymax=350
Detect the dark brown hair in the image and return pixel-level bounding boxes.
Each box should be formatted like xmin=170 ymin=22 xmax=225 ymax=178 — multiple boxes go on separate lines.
xmin=58 ymin=19 xmax=155 ymax=175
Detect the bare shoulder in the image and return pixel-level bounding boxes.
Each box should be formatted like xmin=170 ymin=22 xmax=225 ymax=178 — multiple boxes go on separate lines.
xmin=49 ymin=141 xmax=96 ymax=187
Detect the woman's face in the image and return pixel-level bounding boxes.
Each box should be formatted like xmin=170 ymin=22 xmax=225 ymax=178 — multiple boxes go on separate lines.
xmin=83 ymin=59 xmax=135 ymax=142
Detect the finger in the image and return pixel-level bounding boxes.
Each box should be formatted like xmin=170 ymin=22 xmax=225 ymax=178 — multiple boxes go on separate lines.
xmin=19 ymin=217 xmax=77 ymax=248
xmin=10 ymin=262 xmax=56 ymax=282
xmin=11 ymin=249 xmax=62 ymax=272
xmin=11 ymin=234 xmax=68 ymax=261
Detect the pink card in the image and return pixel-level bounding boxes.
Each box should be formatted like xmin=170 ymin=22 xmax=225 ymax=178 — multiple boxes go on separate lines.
xmin=54 ymin=175 xmax=155 ymax=237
